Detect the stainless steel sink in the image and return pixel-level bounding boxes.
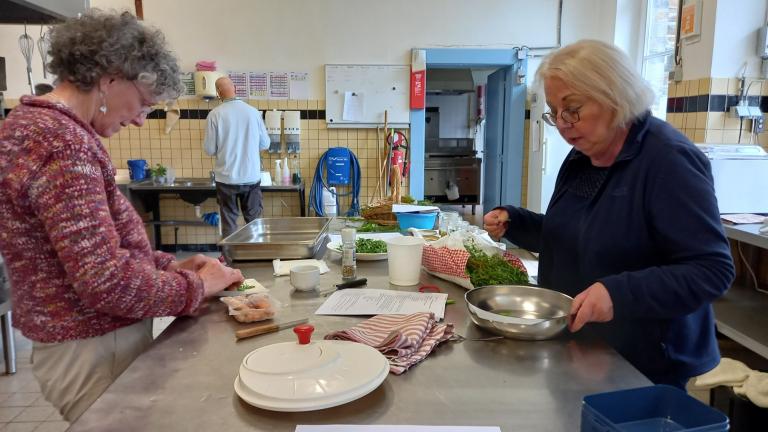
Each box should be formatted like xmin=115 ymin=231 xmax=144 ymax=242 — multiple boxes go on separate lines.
xmin=129 ymin=178 xmax=216 ymax=205
xmin=133 ymin=178 xmax=215 ymax=188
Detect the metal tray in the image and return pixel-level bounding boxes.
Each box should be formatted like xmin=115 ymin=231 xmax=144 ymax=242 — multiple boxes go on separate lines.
xmin=219 ymin=217 xmax=330 ymax=260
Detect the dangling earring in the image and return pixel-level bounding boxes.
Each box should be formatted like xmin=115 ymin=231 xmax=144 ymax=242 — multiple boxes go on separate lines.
xmin=99 ymin=92 xmax=108 ymax=114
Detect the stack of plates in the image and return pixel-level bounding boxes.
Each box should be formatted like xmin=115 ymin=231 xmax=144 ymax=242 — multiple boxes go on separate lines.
xmin=234 ymin=339 xmax=390 ymax=411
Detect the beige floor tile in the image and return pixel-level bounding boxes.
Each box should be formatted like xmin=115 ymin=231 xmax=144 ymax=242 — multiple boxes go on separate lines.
xmin=42 ymin=411 xmax=62 ymax=423
xmin=27 ymin=398 xmax=49 ymax=409
xmin=2 ymin=422 xmax=40 ymax=432
xmin=12 ymin=407 xmax=53 ymax=423
xmin=0 ymin=394 xmax=39 ymax=408
xmin=12 ymin=384 xmax=37 ymax=396
xmin=0 ymin=408 xmax=23 ymax=423
xmin=32 ymin=422 xmax=69 ymax=432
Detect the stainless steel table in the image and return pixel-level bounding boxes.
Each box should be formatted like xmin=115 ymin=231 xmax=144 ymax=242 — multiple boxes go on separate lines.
xmin=70 ymin=252 xmax=649 ymax=431
xmin=716 ymin=223 xmax=768 ymax=359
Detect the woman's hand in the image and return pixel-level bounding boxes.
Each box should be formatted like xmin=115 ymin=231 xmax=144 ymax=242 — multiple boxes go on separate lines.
xmin=166 ymin=254 xmax=218 ymax=272
xmin=197 ymin=261 xmax=244 ymax=298
xmin=483 ymin=208 xmax=510 ymax=241
xmin=568 ymin=282 xmax=614 ymax=332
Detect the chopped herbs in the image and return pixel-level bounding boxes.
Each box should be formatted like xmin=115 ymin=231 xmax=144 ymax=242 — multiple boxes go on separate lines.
xmin=356 ymin=238 xmax=387 ymax=254
xmin=237 ymin=282 xmax=254 ymax=291
xmin=333 ymin=238 xmax=388 ymax=254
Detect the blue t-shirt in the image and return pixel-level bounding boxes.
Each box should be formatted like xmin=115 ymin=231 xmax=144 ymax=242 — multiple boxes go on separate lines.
xmin=203 ymin=99 xmax=269 ymax=185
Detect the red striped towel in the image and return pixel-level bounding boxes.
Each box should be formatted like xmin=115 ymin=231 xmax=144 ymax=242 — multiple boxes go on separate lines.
xmin=324 ymin=312 xmax=454 ymax=375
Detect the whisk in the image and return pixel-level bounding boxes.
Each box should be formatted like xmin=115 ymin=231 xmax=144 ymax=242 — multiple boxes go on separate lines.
xmin=37 ymin=26 xmax=51 ymax=79
xmin=18 ymin=23 xmax=34 ymax=94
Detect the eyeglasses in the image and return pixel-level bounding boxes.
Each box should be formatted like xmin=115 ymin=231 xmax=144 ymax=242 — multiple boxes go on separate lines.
xmin=542 ymin=106 xmax=582 ymax=127
xmin=130 ymin=80 xmax=156 ymax=116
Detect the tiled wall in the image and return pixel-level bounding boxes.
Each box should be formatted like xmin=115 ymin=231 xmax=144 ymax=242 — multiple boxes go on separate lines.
xmin=4 ymin=98 xmax=409 ymax=247
xmin=666 ymin=78 xmax=768 ymax=147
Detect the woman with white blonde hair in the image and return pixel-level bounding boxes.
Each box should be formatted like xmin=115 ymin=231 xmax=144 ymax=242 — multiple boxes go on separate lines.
xmin=484 ymin=40 xmax=734 ymax=388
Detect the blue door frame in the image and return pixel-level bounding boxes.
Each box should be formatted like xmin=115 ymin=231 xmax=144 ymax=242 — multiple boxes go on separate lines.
xmin=409 ymin=48 xmax=527 ymax=202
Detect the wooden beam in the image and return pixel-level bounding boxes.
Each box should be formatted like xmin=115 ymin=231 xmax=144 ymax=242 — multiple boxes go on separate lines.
xmin=135 ymin=0 xmax=143 ymax=20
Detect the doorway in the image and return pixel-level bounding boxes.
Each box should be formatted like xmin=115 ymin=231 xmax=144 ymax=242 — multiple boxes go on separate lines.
xmin=409 ymin=48 xmax=528 ymax=213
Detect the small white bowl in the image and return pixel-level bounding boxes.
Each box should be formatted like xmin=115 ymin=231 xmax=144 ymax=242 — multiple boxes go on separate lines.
xmin=290 ymin=265 xmax=320 ymax=291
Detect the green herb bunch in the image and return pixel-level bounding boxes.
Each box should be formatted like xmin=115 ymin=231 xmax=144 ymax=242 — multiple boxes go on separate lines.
xmin=465 ymin=243 xmax=528 ymax=287
xmin=357 ymin=221 xmax=400 ymax=233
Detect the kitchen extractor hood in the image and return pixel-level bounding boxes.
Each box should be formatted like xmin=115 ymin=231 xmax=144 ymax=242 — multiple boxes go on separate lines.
xmin=426 ymin=69 xmax=476 ymax=95
xmin=0 ymin=0 xmax=89 ymax=24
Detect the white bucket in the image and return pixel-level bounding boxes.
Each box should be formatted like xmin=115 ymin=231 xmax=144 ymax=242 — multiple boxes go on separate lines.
xmin=385 ymin=236 xmax=425 ymax=286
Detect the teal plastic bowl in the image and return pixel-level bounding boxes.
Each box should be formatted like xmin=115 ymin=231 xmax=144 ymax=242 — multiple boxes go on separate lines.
xmin=395 ymin=212 xmax=438 ymax=230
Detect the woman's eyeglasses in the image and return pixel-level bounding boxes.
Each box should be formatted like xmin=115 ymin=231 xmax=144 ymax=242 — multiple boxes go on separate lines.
xmin=130 ymin=81 xmax=156 ymax=116
xmin=542 ymin=106 xmax=581 ymax=126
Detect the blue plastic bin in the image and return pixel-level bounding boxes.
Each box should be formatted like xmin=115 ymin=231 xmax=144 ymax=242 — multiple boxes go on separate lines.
xmin=395 ymin=212 xmax=438 ymax=230
xmin=581 ymin=385 xmax=729 ymax=432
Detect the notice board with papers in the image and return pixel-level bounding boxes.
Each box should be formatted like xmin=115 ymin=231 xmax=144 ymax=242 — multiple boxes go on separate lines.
xmin=324 ymin=64 xmax=410 ymax=128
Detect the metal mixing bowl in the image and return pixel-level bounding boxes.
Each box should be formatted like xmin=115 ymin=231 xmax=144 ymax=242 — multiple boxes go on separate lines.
xmin=464 ymin=285 xmax=573 ymax=341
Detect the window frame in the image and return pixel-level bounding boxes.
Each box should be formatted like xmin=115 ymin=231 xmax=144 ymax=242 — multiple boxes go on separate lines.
xmin=640 ymin=0 xmax=680 ymax=120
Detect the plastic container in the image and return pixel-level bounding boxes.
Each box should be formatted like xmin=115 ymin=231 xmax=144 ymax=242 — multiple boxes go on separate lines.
xmin=395 ymin=212 xmax=438 ymax=230
xmin=384 ymin=236 xmax=425 ymax=286
xmin=321 ymin=187 xmax=337 ymax=217
xmin=127 ymin=159 xmax=148 ymax=181
xmin=581 ymin=385 xmax=729 ymax=432
xmin=274 ymin=160 xmax=283 ymax=186
xmin=282 ymin=157 xmax=291 ymax=185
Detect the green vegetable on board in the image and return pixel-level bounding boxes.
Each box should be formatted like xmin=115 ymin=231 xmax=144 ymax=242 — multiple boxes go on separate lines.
xmin=238 ymin=282 xmax=254 ymax=291
xmin=465 ymin=243 xmax=528 ymax=288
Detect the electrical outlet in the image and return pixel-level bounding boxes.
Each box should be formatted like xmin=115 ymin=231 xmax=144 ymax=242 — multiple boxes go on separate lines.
xmin=756 ymin=115 xmax=765 ymax=133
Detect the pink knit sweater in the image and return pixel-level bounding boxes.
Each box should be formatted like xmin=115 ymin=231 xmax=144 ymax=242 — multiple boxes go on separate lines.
xmin=0 ymin=97 xmax=204 ymax=343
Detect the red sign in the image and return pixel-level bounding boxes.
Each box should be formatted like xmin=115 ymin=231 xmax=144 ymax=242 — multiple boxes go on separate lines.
xmin=410 ymin=69 xmax=425 ymax=109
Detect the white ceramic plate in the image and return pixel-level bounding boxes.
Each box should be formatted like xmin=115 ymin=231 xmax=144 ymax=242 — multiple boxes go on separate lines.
xmin=326 ymin=241 xmax=388 ymax=261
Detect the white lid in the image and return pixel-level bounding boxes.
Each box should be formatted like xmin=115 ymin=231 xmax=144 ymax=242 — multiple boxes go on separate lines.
xmin=235 ymin=338 xmax=389 ymax=412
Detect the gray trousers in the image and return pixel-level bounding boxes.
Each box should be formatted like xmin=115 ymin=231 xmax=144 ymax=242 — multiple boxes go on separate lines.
xmin=32 ymin=320 xmax=153 ymax=422
xmin=216 ymin=181 xmax=263 ymax=238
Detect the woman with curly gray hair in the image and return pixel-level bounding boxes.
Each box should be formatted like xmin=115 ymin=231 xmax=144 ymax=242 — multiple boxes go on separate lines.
xmin=0 ymin=10 xmax=242 ymax=421
xmin=484 ymin=40 xmax=734 ymax=389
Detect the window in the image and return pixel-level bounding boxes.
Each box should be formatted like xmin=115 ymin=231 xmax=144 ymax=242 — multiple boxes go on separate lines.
xmin=642 ymin=0 xmax=679 ymax=119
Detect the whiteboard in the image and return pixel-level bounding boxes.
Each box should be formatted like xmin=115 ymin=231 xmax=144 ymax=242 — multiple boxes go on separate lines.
xmin=325 ymin=65 xmax=410 ymax=128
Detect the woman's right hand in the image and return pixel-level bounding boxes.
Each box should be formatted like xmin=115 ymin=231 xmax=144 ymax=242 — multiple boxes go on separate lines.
xmin=483 ymin=208 xmax=509 ymax=241
xmin=197 ymin=261 xmax=244 ymax=298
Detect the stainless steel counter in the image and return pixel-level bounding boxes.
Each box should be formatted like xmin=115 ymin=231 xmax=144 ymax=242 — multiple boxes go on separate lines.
xmin=715 ymin=222 xmax=768 ymax=359
xmin=723 ymin=223 xmax=768 ymax=250
xmin=70 ymin=253 xmax=649 ymax=431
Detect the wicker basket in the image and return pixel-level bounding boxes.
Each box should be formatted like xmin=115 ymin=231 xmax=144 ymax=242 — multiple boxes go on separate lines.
xmin=361 ymin=198 xmax=398 ymax=226
xmin=362 ymin=165 xmax=402 ymax=226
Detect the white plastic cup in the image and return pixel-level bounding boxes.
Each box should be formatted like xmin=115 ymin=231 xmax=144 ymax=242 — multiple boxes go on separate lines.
xmin=385 ymin=236 xmax=425 ymax=286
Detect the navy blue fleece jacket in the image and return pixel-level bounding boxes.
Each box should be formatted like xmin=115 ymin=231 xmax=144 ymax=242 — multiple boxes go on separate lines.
xmin=503 ymin=113 xmax=734 ymax=384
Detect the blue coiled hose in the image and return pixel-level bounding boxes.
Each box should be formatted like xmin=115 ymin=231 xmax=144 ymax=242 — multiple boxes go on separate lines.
xmin=309 ymin=148 xmax=361 ymax=217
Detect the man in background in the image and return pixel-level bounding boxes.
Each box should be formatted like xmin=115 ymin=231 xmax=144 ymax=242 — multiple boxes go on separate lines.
xmin=203 ymin=77 xmax=270 ymax=238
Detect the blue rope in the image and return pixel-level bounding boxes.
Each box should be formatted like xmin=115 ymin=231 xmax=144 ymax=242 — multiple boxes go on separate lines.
xmin=309 ymin=148 xmax=361 ymax=217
